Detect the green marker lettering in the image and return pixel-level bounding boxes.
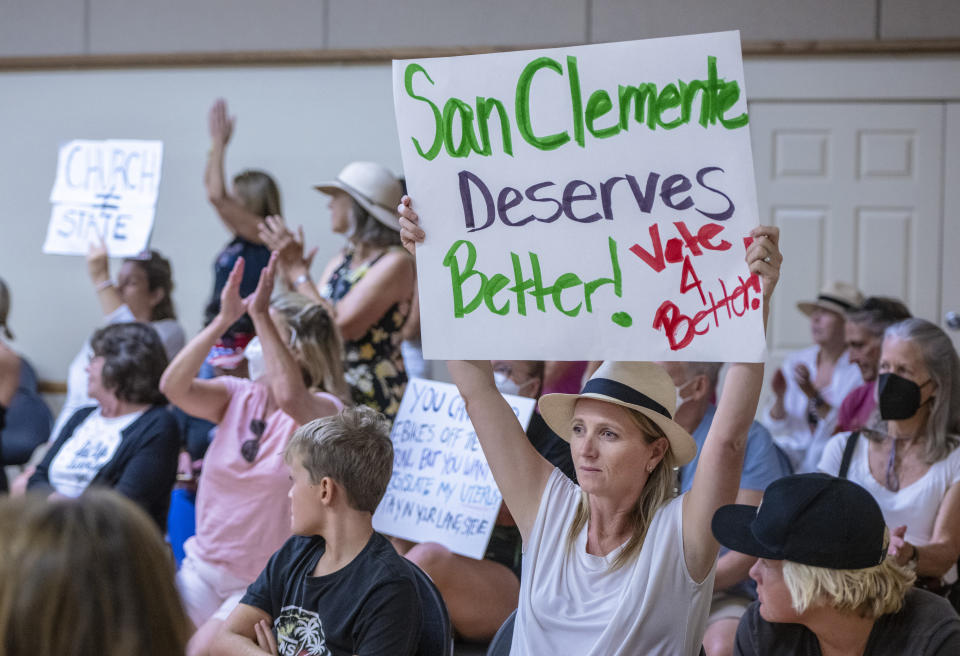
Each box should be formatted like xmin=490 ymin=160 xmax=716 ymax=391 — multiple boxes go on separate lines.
xmin=404 ymin=63 xmax=443 ymax=160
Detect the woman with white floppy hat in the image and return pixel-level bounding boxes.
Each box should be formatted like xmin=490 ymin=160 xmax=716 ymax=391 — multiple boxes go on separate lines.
xmin=762 ymin=281 xmax=864 ymax=472
xmin=399 ymin=198 xmax=783 ymax=655
xmin=261 ymin=161 xmax=414 ymax=419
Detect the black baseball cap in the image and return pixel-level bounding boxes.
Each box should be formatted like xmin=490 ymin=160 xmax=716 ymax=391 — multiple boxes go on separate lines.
xmin=712 ymin=474 xmax=888 ymax=570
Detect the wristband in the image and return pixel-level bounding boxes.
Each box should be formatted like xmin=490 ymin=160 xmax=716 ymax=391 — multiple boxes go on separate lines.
xmin=94 ymin=279 xmax=114 ymax=292
xmin=292 ymin=273 xmax=310 ymax=288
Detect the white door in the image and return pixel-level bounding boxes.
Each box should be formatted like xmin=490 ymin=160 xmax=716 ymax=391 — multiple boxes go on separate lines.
xmin=748 ymin=102 xmax=945 ymax=366
xmin=943 ymin=103 xmax=960 ymax=351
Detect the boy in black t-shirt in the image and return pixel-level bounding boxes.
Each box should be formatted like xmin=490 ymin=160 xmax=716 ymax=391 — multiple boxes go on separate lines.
xmin=211 ymin=407 xmax=421 ymax=656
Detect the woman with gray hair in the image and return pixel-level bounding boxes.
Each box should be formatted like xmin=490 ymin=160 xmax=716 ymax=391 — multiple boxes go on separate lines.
xmin=819 ymin=318 xmax=960 ymax=599
xmin=259 ymin=162 xmax=414 ymax=420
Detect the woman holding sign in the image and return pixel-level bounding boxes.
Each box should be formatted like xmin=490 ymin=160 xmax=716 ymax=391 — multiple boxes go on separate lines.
xmin=399 ymin=197 xmax=782 ymax=655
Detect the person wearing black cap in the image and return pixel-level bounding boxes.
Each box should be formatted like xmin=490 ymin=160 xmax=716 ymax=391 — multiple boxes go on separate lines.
xmin=713 ymin=474 xmax=960 ymax=655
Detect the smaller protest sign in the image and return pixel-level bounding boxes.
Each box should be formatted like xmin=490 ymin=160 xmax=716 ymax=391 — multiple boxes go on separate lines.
xmin=373 ymin=377 xmax=536 ymax=559
xmin=43 ymin=139 xmax=163 ymax=257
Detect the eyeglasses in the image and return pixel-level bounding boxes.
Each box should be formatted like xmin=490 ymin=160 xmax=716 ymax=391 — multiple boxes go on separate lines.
xmin=241 ymin=418 xmax=266 ymax=463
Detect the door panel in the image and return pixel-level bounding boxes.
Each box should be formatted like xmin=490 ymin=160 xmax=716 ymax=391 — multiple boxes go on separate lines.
xmin=749 ymin=102 xmax=945 ymax=366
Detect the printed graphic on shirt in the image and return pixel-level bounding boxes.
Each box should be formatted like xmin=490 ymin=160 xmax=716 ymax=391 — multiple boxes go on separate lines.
xmin=274 ymin=605 xmax=330 ymax=656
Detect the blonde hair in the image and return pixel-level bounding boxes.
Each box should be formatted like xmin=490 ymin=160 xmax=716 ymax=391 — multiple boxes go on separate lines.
xmin=233 ymin=169 xmax=282 ymax=218
xmin=284 ymin=406 xmax=394 ymax=513
xmin=0 ymin=491 xmax=190 ymax=656
xmin=566 ymin=408 xmax=677 ymax=571
xmin=782 ymin=557 xmax=915 ymax=619
xmin=270 ymin=293 xmax=350 ymax=403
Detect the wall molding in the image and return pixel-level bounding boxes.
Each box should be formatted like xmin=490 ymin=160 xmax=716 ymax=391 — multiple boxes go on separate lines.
xmin=2 ymin=39 xmax=960 ymax=72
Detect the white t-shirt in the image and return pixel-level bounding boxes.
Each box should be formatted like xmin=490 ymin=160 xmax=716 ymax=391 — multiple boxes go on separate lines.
xmin=48 ymin=407 xmax=143 ymax=497
xmin=819 ymin=432 xmax=960 ymax=583
xmin=51 ymin=304 xmax=185 ymax=441
xmin=510 ymin=469 xmax=714 ymax=656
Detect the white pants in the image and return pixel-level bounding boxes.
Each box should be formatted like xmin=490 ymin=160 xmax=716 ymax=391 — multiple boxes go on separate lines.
xmin=176 ymin=539 xmax=250 ymax=627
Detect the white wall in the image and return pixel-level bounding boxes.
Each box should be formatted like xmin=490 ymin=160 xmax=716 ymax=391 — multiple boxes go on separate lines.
xmin=0 ymin=64 xmax=401 ymax=381
xmin=1 ymin=0 xmax=959 ymax=59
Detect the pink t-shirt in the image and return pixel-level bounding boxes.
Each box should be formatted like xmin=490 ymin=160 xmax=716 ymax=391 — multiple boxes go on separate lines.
xmin=187 ymin=376 xmax=343 ymax=582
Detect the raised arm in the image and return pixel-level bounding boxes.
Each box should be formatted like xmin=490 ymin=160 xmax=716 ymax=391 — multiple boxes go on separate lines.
xmin=158 ymin=259 xmax=248 ymax=423
xmin=246 ymin=253 xmax=340 ymax=425
xmin=205 ymin=99 xmax=263 ymax=244
xmin=682 ymin=226 xmax=781 ymax=582
xmin=398 ymin=197 xmax=552 ymax=540
xmin=447 ymin=360 xmax=554 ymax=542
xmin=86 ymin=238 xmax=123 ymax=317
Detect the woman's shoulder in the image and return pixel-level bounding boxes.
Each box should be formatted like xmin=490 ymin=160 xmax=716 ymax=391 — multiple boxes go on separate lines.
xmin=374 ymin=247 xmax=415 ymax=271
xmin=817 ymin=430 xmax=861 ymax=475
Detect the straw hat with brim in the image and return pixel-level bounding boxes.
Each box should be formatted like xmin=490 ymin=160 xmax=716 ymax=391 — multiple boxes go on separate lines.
xmin=796 ymin=281 xmax=864 ymax=317
xmin=538 ymin=361 xmax=697 ymax=466
xmin=314 ymin=161 xmax=403 ymax=232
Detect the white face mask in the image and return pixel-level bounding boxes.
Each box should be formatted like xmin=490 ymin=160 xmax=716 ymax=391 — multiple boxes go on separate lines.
xmin=244 ymin=336 xmax=265 ymax=381
xmin=675 ymin=378 xmax=696 ymax=413
xmin=494 ymin=371 xmax=536 ymax=397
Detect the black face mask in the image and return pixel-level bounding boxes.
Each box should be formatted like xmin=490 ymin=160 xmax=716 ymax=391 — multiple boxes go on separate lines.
xmin=877 ymin=373 xmax=932 ymax=421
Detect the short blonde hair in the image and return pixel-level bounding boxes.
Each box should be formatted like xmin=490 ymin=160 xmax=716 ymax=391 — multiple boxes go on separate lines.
xmin=284 ymin=406 xmax=394 ymax=513
xmin=782 ymin=557 xmax=915 ymax=619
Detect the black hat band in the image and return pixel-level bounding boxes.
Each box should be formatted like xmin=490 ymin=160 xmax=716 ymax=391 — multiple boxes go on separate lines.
xmin=581 ymin=377 xmax=672 ymax=420
xmin=817 ymin=294 xmax=855 ymax=311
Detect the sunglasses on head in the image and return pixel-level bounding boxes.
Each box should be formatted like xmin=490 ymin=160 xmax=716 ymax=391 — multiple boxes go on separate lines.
xmin=241 ymin=418 xmax=267 ymax=463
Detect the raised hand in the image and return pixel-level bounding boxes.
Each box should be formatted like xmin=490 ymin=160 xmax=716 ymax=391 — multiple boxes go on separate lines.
xmin=208 ymin=98 xmax=235 ymax=148
xmin=745 ymin=225 xmax=782 ymax=299
xmin=258 ymin=215 xmax=311 ymax=283
xmin=245 ymin=252 xmax=278 ymax=317
xmin=794 ymin=363 xmax=817 ymax=398
xmin=888 ymin=524 xmax=914 ymax=567
xmin=398 ymin=195 xmax=425 ymax=256
xmin=217 ymin=257 xmax=247 ymax=325
xmin=86 ymin=235 xmax=110 ymax=285
xmin=771 ymin=368 xmax=787 ymax=399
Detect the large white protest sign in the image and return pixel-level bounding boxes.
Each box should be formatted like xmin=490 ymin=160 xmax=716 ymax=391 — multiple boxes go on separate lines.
xmin=394 ymin=31 xmax=765 ymax=361
xmin=373 ymin=378 xmax=536 ymax=559
xmin=43 ymin=139 xmax=163 ymax=257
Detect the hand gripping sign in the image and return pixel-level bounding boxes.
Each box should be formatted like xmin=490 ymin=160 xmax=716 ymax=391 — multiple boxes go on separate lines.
xmin=43 ymin=139 xmax=163 ymax=257
xmin=393 ymin=31 xmax=765 ymax=362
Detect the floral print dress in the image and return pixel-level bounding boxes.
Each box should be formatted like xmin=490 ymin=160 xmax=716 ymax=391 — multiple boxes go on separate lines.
xmin=321 ymin=248 xmax=410 ymax=420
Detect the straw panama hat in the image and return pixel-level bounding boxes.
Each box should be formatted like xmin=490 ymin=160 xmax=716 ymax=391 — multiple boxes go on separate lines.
xmin=314 ymin=161 xmax=404 ymax=232
xmin=538 ymin=361 xmax=697 ymax=466
xmin=796 ymin=281 xmax=864 ymax=316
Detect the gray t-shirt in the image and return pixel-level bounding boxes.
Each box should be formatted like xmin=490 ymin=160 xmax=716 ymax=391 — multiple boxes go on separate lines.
xmin=734 ymin=588 xmax=960 ymax=655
